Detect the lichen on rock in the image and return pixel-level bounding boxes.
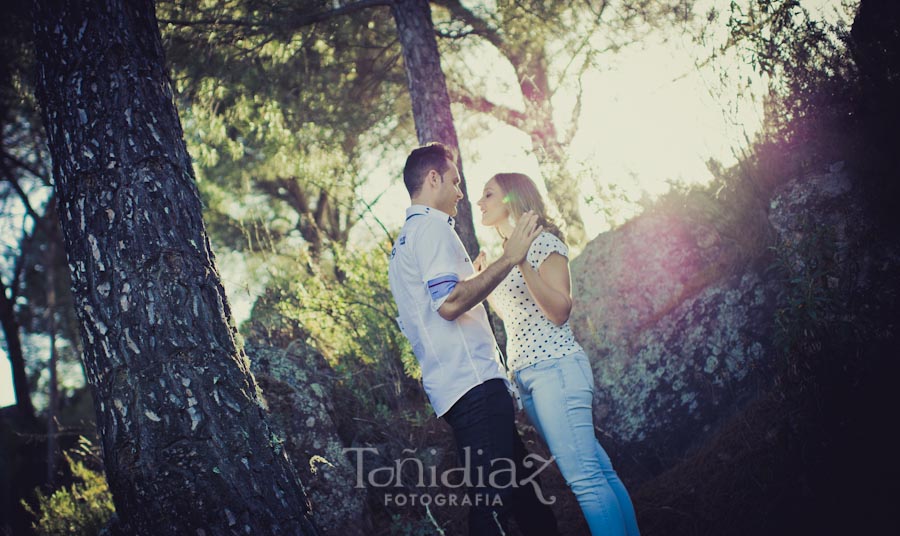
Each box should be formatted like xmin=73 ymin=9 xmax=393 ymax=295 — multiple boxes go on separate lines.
xmin=568 ymin=170 xmax=870 ymax=482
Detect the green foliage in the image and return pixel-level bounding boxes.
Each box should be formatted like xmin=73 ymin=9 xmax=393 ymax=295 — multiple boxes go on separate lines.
xmin=159 ymin=0 xmax=412 ymax=259
xmin=763 ymin=213 xmax=884 ymax=397
xmin=634 ymin=163 xmax=774 ymax=289
xmin=308 ymin=246 xmax=420 ymax=393
xmin=768 ymin=222 xmax=842 ymax=361
xmin=435 ymin=0 xmax=699 ymax=241
xmin=241 ymin=236 xmax=468 ymax=531
xmin=282 ymin=243 xmax=417 ymax=372
xmin=722 ymin=1 xmax=859 ymax=158
xmin=242 ymin=238 xmax=433 ymax=443
xmin=23 ymin=438 xmax=114 ymax=536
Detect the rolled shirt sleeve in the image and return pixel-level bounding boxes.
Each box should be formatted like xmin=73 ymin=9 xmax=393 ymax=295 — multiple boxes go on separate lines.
xmin=415 ymin=220 xmax=470 ymax=311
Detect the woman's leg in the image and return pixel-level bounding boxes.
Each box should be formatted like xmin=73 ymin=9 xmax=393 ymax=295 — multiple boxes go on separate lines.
xmin=517 ymin=354 xmax=638 ymax=536
xmin=574 ymin=354 xmax=640 ymax=536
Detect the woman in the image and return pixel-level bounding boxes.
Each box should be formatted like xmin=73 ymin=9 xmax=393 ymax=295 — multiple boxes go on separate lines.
xmin=473 ymin=173 xmax=640 ymax=536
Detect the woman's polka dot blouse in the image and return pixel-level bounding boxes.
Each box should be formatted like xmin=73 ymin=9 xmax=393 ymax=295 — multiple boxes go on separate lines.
xmin=493 ymin=232 xmax=583 ymax=371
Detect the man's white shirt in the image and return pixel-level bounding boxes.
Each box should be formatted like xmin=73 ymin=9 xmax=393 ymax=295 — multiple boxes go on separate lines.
xmin=388 ymin=205 xmax=506 ymax=416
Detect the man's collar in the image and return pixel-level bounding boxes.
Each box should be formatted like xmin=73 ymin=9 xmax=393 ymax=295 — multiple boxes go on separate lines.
xmin=406 ymin=204 xmax=456 ymax=228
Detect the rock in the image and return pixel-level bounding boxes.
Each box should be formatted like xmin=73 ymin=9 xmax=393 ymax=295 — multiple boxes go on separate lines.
xmin=569 ymin=169 xmax=881 ymax=482
xmin=571 ymin=262 xmax=778 ymax=480
xmin=768 ymin=170 xmax=860 ymax=271
xmin=767 ymin=169 xmax=899 ymax=334
xmin=246 ymin=340 xmax=372 ymax=536
xmin=571 ymin=190 xmax=767 ymax=354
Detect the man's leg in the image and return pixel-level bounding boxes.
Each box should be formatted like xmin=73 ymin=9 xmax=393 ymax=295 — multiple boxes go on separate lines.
xmin=443 ymin=379 xmax=517 ymax=536
xmin=510 ymin=427 xmax=560 ymax=536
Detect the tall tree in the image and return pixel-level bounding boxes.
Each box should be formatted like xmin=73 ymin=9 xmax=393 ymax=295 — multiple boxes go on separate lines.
xmin=391 ymin=0 xmax=478 ymax=252
xmin=32 ymin=0 xmax=318 ymax=533
xmin=0 ymin=265 xmax=36 ymax=424
xmin=434 ymin=0 xmax=695 ymax=246
xmin=435 ymin=0 xmax=596 ymax=246
xmin=0 ymin=0 xmax=49 ymax=427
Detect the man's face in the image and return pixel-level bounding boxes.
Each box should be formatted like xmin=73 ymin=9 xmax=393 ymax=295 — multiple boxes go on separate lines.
xmin=436 ymin=161 xmax=463 ymax=217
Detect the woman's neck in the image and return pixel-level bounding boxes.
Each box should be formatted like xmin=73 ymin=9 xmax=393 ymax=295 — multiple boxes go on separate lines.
xmin=497 ymin=217 xmax=515 ymax=240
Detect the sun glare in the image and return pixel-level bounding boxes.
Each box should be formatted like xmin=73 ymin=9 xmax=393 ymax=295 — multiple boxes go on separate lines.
xmin=455 ymin=34 xmax=766 ymax=249
xmin=351 ymin=1 xmax=854 ymax=252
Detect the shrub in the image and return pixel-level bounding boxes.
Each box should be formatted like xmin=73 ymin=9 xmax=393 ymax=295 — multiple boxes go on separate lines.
xmin=23 ymin=437 xmax=114 ymax=536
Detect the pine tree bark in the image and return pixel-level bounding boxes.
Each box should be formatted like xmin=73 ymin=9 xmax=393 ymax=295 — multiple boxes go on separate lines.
xmin=391 ymin=0 xmax=481 ymax=255
xmin=32 ymin=1 xmax=318 ymax=533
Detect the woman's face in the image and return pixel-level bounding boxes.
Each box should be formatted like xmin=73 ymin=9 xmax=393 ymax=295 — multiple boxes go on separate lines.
xmin=476 ymin=178 xmax=511 ymax=227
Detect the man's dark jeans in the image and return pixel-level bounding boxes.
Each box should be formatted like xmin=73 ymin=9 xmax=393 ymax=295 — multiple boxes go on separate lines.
xmin=443 ymin=378 xmax=559 ymax=536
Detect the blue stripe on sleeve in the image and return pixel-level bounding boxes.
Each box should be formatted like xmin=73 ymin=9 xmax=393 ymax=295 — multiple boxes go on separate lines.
xmin=427 ymin=275 xmax=459 ymax=301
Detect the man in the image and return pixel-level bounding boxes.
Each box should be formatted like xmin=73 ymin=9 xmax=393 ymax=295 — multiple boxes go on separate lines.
xmin=388 ymin=142 xmax=559 ymax=535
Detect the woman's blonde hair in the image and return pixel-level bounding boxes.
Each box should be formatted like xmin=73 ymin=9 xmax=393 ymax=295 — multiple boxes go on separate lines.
xmin=491 ymin=173 xmax=565 ymax=243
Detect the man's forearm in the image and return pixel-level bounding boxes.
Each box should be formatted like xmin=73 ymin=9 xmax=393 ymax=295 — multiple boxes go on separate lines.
xmin=437 ymin=256 xmax=515 ymax=320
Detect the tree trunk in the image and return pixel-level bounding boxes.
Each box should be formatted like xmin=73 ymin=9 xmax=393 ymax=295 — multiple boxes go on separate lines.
xmin=32 ymin=1 xmax=318 ymax=533
xmin=514 ymin=46 xmax=586 ymax=246
xmin=0 ymin=278 xmax=36 ymax=425
xmin=528 ymin=132 xmax=586 ymax=246
xmin=435 ymin=0 xmax=588 ymax=246
xmin=391 ymin=0 xmax=480 ymax=255
xmin=46 ymin=239 xmax=59 ymax=485
xmin=851 ymin=0 xmax=900 ymax=233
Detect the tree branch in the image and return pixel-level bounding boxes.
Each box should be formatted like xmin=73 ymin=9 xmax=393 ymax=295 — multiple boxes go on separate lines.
xmin=5 ymin=225 xmax=34 ymax=303
xmin=449 ymin=88 xmax=528 ymax=130
xmin=287 ymin=0 xmax=393 ymax=28
xmin=156 ymin=17 xmax=259 ymax=28
xmin=434 ymin=26 xmax=477 ymax=39
xmin=1 ymin=151 xmax=51 ymax=185
xmin=564 ymin=74 xmax=585 ymax=146
xmin=432 ymin=0 xmax=506 ymax=52
xmin=161 ymin=0 xmax=392 ymax=31
xmin=547 ymin=2 xmax=608 ymax=101
xmin=1 ymin=164 xmax=51 ymax=233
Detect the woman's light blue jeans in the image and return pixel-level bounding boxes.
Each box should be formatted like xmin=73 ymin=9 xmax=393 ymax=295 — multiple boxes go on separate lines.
xmin=514 ymin=351 xmax=640 ymax=536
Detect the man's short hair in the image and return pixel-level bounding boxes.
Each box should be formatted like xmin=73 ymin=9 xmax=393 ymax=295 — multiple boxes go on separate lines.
xmin=403 ymin=142 xmax=457 ymax=197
